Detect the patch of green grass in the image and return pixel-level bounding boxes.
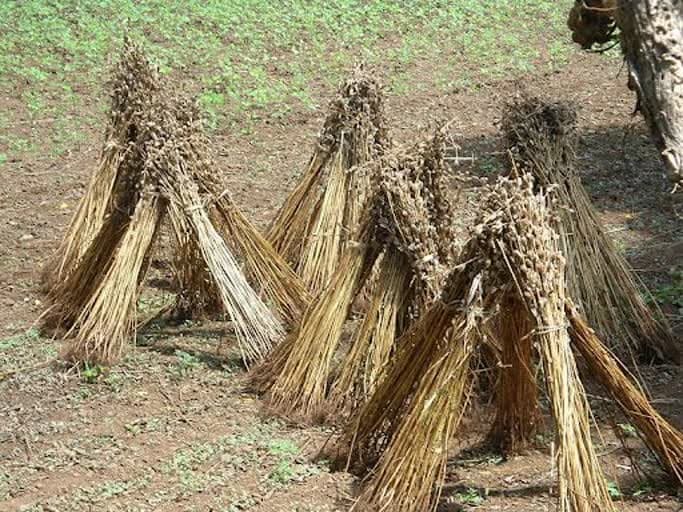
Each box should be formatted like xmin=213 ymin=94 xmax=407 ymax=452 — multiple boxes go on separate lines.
xmin=0 ymin=328 xmax=55 ymax=372
xmin=0 ymin=471 xmax=12 ymax=501
xmin=0 ymin=0 xmax=575 ymax=157
xmin=125 ymin=417 xmax=164 ymax=435
xmin=267 ymin=438 xmax=300 ymax=456
xmin=172 ymin=349 xmax=202 ymax=377
xmin=74 ymin=475 xmax=152 ymax=504
xmin=631 ymin=481 xmax=653 ymax=498
xmin=81 ymin=363 xmax=106 ymax=383
xmin=477 ymin=155 xmax=502 ymax=175
xmin=617 ymin=422 xmax=637 ymax=438
xmin=103 ymin=371 xmax=125 ymax=392
xmin=0 ymin=328 xmax=40 ymax=351
xmin=651 ymin=267 xmax=683 ymax=310
xmin=269 ymin=459 xmax=297 ymax=485
xmin=267 ymin=459 xmax=323 ymax=487
xmin=607 ymin=481 xmax=623 ymax=500
xmin=454 ymin=487 xmax=485 ymax=507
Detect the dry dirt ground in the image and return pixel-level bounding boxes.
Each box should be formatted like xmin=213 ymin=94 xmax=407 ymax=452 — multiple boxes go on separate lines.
xmin=1 ymin=50 xmax=682 ymax=511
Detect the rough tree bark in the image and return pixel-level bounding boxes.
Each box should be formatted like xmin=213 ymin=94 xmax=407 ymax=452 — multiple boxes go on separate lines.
xmin=617 ymin=1 xmax=683 ymax=190
xmin=568 ymin=0 xmax=683 ymax=190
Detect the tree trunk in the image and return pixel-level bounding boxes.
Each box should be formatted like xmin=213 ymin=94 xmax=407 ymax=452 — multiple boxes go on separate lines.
xmin=617 ymin=0 xmax=683 ymax=190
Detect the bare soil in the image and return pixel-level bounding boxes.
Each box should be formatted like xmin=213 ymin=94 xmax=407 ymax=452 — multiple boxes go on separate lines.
xmin=1 ymin=51 xmax=681 ymax=511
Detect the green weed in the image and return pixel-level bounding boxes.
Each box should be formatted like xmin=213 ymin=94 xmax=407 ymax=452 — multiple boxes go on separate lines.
xmin=631 ymin=481 xmax=653 ymax=498
xmin=81 ymin=362 xmax=105 ymax=383
xmin=651 ymin=267 xmax=683 ymax=310
xmin=617 ymin=422 xmax=637 ymax=438
xmin=0 ymin=328 xmax=40 ymax=351
xmin=607 ymin=481 xmax=623 ymax=499
xmin=173 ymin=350 xmax=201 ymax=376
xmin=267 ymin=439 xmax=300 ymax=456
xmin=454 ymin=487 xmax=484 ymax=506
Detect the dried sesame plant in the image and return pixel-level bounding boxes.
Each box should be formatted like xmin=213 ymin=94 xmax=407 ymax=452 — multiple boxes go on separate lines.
xmin=483 ymin=175 xmax=614 ymax=512
xmin=43 ymin=95 xmax=152 ymax=336
xmin=41 ymin=42 xmax=307 ymax=366
xmin=324 ymin=249 xmax=410 ymax=417
xmin=252 ymin=132 xmax=455 ymax=423
xmin=326 ymin=131 xmax=456 ymax=418
xmin=160 ymin=110 xmax=309 ymax=329
xmin=42 ymin=38 xmax=159 ymax=292
xmin=503 ymin=96 xmax=677 ymax=363
xmin=213 ymin=196 xmax=311 ymax=327
xmin=567 ymin=305 xmax=683 ymax=484
xmin=348 ymin=278 xmax=485 ymax=512
xmin=266 ymin=65 xmax=389 ymax=294
xmin=58 ymin=98 xmax=169 ymax=364
xmin=259 ymin=201 xmax=383 ymax=421
xmin=335 ymin=174 xmax=673 ymax=512
xmin=152 ymin=99 xmax=283 ymax=364
xmin=486 ymin=292 xmax=541 ymax=455
xmin=331 ymin=203 xmax=489 ymax=510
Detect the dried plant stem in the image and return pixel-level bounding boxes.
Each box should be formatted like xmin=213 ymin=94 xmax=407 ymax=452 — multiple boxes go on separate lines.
xmin=481 ymin=175 xmax=613 ymax=512
xmin=560 ymin=172 xmax=676 ymax=361
xmin=167 ymin=205 xmax=222 ymax=320
xmin=267 ymin=152 xmax=326 ymax=264
xmin=42 ymin=147 xmax=122 ymax=288
xmin=43 ymin=38 xmax=158 ymax=292
xmin=214 ymin=195 xmax=311 ymax=327
xmin=167 ymin=180 xmax=283 ymax=364
xmin=567 ymin=305 xmax=683 ymax=484
xmin=43 ymin=194 xmax=134 ymax=332
xmin=503 ymin=97 xmax=676 ymax=362
xmin=298 ymin=147 xmax=349 ymax=294
xmin=536 ymin=307 xmax=614 ymax=512
xmin=62 ymin=193 xmax=163 ymax=365
xmin=337 ymin=300 xmax=456 ymax=472
xmin=269 ymin=239 xmax=379 ymax=420
xmin=488 ymin=295 xmax=541 ymax=454
xmin=327 ymin=250 xmax=410 ymax=417
xmin=354 ymin=311 xmax=480 ymax=512
xmin=344 ymin=164 xmax=372 ymax=252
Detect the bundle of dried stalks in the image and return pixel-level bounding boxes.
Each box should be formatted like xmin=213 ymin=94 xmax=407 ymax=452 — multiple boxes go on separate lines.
xmin=153 ymin=100 xmax=284 ymax=364
xmin=325 ymin=137 xmax=453 ymax=414
xmin=487 ymin=293 xmax=541 ymax=454
xmin=376 ymin=140 xmax=449 ymax=313
xmin=352 ymin=285 xmax=483 ymax=512
xmin=154 ymin=102 xmax=309 ymax=329
xmin=42 ymin=38 xmax=159 ymax=291
xmin=265 ymin=151 xmax=325 ymax=264
xmin=43 ymin=111 xmax=149 ymax=333
xmin=485 ymin=175 xmax=614 ymax=512
xmin=334 ymin=247 xmax=483 ymax=474
xmin=59 ymin=96 xmax=174 ymax=362
xmin=567 ymin=305 xmax=683 ymax=483
xmin=409 ymin=127 xmax=459 ymax=268
xmin=214 ymin=194 xmax=311 ymax=327
xmin=265 ymin=209 xmax=382 ymax=420
xmin=259 ymin=132 xmax=456 ymax=422
xmin=267 ymin=66 xmax=389 ymax=293
xmin=167 ymin=212 xmax=222 ymax=320
xmin=62 ymin=192 xmax=164 ymax=364
xmin=326 ymin=250 xmax=410 ymax=417
xmin=56 ymin=84 xmax=287 ymax=366
xmin=503 ymin=96 xmax=677 ymax=363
